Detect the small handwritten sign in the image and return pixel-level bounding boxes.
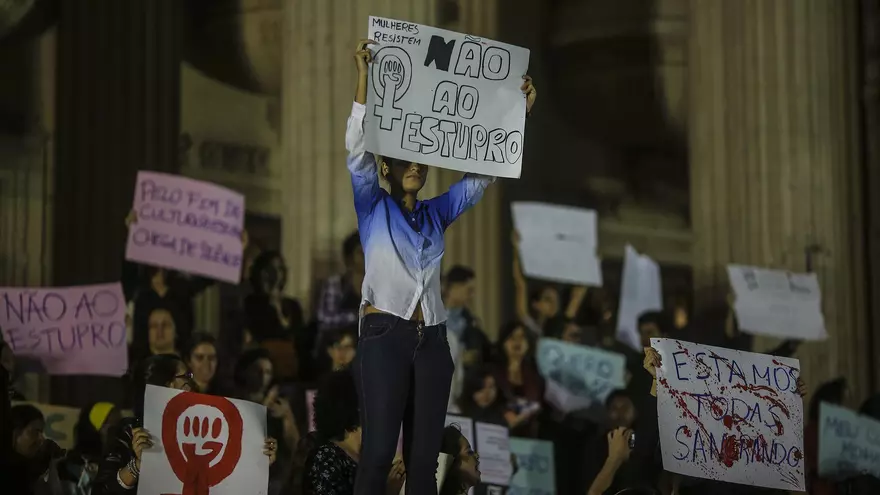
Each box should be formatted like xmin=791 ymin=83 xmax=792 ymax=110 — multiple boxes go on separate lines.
xmin=476 ymin=422 xmax=512 ymax=486
xmin=818 ymin=402 xmax=880 ymax=479
xmin=0 ymin=284 xmax=128 ymax=376
xmin=536 ymin=338 xmax=626 ymax=410
xmin=727 ymin=264 xmax=827 ymax=340
xmin=508 ymin=438 xmax=555 ymax=495
xmin=652 ymin=338 xmax=805 ymax=491
xmin=126 ymin=171 xmax=245 ymax=284
xmin=365 ymin=16 xmax=531 ymax=178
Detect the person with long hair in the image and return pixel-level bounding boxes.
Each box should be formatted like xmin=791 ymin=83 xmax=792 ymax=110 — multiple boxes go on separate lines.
xmin=93 ymin=354 xmax=278 ymax=493
xmin=183 ymin=333 xmax=220 ymax=395
xmin=301 ymin=370 xmax=405 ymax=495
xmin=457 ymin=367 xmax=509 ymax=427
xmin=347 ymin=38 xmax=537 ymax=495
xmin=438 ymin=426 xmax=481 ymax=495
xmin=492 ymin=322 xmax=544 ymax=437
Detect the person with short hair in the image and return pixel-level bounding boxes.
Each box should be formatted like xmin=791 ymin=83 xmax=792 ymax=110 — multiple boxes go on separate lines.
xmin=315 ymin=231 xmax=364 ymax=333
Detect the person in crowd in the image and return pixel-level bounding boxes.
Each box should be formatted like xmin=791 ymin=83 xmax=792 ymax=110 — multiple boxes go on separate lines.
xmin=318 ymin=326 xmax=357 ymax=376
xmin=129 ymin=305 xmax=180 ymax=364
xmin=233 ymin=349 xmax=299 ymax=464
xmin=438 ymin=425 xmax=482 ymax=495
xmin=512 ymin=231 xmax=588 ymax=335
xmin=57 ymin=402 xmax=122 ymax=494
xmin=315 ymin=231 xmax=364 ymax=332
xmin=10 ymin=404 xmax=69 ymax=493
xmin=94 ymin=354 xmax=278 ymax=493
xmin=805 ymin=377 xmax=847 ymax=495
xmin=493 ymin=322 xmax=544 ymax=437
xmin=346 ymin=38 xmax=536 ymax=495
xmin=581 ymin=390 xmax=653 ymax=495
xmin=1 ymin=336 xmax=25 ymax=400
xmin=183 ymin=333 xmax=220 ymax=395
xmin=123 ymin=212 xmax=247 ymax=347
xmin=245 ymin=250 xmax=307 ymax=380
xmin=443 ymin=265 xmax=493 ymax=371
xmin=303 ymin=369 xmax=406 ymax=495
xmin=458 ymin=367 xmax=509 ymax=427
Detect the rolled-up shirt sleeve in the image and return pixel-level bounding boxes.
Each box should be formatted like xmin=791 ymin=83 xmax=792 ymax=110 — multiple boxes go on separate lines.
xmin=433 ymin=173 xmax=496 ymax=229
xmin=346 ymin=102 xmax=380 ymax=221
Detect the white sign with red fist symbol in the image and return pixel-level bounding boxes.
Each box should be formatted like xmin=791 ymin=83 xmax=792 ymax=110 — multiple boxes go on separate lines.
xmin=139 ymin=385 xmax=270 ymax=495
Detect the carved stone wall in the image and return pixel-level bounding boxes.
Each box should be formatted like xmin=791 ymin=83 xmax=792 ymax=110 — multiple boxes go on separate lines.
xmin=689 ymin=0 xmax=870 ymax=401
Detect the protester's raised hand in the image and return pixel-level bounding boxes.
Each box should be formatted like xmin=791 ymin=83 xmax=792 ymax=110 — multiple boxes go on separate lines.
xmin=354 ymin=39 xmax=376 ymax=75
xmin=796 ymin=377 xmax=807 ymax=398
xmin=511 ymin=229 xmax=521 ymax=245
xmin=386 ymin=457 xmax=406 ymax=495
xmin=263 ymin=437 xmax=278 ymax=465
xmin=521 ymin=75 xmax=537 ymax=113
xmin=643 ymin=347 xmax=662 ymax=378
xmin=131 ymin=427 xmax=153 ymax=468
xmin=607 ymin=427 xmax=633 ymax=464
xmin=125 ymin=209 xmax=138 ymax=229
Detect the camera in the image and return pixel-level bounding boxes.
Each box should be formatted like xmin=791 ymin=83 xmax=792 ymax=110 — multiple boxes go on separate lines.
xmin=628 ymin=431 xmax=636 ymax=449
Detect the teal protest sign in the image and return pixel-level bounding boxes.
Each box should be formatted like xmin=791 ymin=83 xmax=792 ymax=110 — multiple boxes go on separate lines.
xmin=508 ymin=437 xmax=555 ymax=495
xmin=818 ymin=402 xmax=880 ymax=479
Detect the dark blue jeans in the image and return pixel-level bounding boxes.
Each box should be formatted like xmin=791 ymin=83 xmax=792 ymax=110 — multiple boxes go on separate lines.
xmin=353 ymin=313 xmax=454 ymax=495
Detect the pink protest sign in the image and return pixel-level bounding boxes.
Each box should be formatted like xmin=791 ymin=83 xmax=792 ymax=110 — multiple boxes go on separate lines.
xmin=0 ymin=284 xmax=128 ymax=376
xmin=125 ymin=171 xmax=245 ymax=284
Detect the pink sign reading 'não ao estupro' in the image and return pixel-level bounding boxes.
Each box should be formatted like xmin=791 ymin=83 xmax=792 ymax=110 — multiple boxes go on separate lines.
xmin=125 ymin=171 xmax=245 ymax=284
xmin=0 ymin=283 xmax=128 ymax=376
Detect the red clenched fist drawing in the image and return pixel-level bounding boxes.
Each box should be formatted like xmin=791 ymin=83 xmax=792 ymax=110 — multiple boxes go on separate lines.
xmin=162 ymin=392 xmax=244 ymax=495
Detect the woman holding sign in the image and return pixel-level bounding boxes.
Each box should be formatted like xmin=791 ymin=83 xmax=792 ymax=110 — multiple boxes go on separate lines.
xmin=347 ymin=39 xmax=536 ymax=495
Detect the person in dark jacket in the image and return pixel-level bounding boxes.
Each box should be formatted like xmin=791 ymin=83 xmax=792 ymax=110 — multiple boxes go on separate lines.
xmin=443 ymin=266 xmax=493 ymax=372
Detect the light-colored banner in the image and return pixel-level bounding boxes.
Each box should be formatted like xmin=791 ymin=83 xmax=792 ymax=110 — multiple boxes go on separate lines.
xmin=139 ymin=385 xmax=269 ymax=495
xmin=652 ymin=338 xmax=805 ymax=491
xmin=818 ymin=402 xmax=880 ymax=479
xmin=511 ymin=202 xmax=602 ymax=286
xmin=126 ymin=171 xmax=245 ymax=284
xmin=727 ymin=264 xmax=827 ymax=340
xmin=508 ymin=437 xmax=555 ymax=495
xmin=616 ymin=244 xmax=662 ymax=351
xmin=365 ymin=17 xmax=530 ymax=178
xmin=536 ymin=338 xmax=626 ymax=411
xmin=475 ymin=421 xmax=512 ymax=486
xmin=0 ymin=283 xmax=128 ymax=376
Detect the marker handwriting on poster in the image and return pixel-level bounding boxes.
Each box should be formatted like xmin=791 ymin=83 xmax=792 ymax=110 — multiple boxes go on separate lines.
xmin=126 ymin=171 xmax=245 ymax=284
xmin=0 ymin=284 xmax=128 ymax=376
xmin=365 ymin=17 xmax=530 ymax=178
xmin=653 ymin=338 xmax=805 ymax=491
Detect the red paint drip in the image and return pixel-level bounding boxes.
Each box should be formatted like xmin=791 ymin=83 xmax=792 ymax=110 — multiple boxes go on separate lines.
xmin=722 ymin=415 xmax=734 ymax=429
xmin=719 ymin=435 xmax=740 ymax=467
xmin=774 ymin=419 xmax=785 ymax=436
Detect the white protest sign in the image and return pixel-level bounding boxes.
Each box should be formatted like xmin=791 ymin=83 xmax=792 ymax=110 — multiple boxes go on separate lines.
xmin=511 ymin=202 xmax=602 ymax=286
xmin=727 ymin=265 xmax=827 ymax=340
xmin=509 ymin=438 xmax=556 ymax=495
xmin=126 ymin=171 xmax=245 ymax=284
xmin=476 ymin=421 xmax=512 ymax=486
xmin=139 ymin=385 xmax=269 ymax=495
xmin=818 ymin=402 xmax=880 ymax=479
xmin=365 ymin=17 xmax=530 ymax=178
xmin=616 ymin=245 xmax=662 ymax=351
xmin=536 ymin=338 xmax=626 ymax=412
xmin=652 ymin=338 xmax=805 ymax=491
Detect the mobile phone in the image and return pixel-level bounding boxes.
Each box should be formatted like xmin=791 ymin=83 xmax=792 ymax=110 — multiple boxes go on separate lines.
xmin=628 ymin=431 xmax=636 ymax=449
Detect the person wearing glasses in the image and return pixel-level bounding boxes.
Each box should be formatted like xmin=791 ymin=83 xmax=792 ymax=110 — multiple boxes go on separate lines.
xmin=92 ymin=354 xmax=279 ymax=493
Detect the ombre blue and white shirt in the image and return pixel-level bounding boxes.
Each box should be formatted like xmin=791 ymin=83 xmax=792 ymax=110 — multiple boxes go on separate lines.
xmin=346 ymin=102 xmax=494 ymax=326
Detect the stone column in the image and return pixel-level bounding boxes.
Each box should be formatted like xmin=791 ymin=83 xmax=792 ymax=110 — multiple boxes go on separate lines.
xmin=688 ymin=0 xmax=869 ymax=399
xmin=52 ymin=0 xmax=182 ymax=406
xmin=281 ymin=0 xmax=504 ymax=337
